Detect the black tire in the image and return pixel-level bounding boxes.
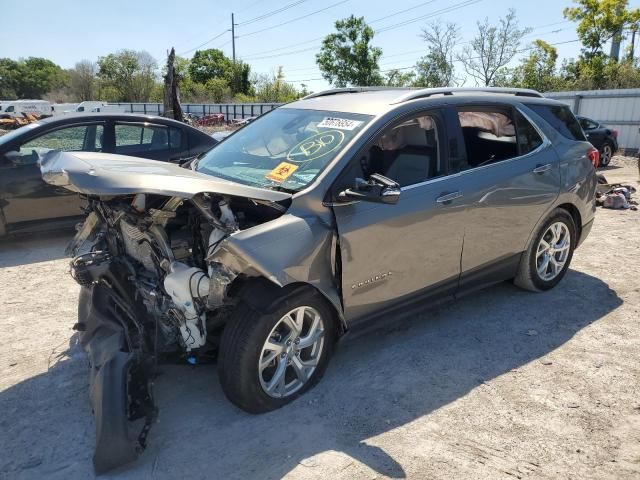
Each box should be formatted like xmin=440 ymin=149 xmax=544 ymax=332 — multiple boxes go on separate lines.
xmin=218 ymin=288 xmax=336 ymax=413
xmin=514 ymin=208 xmax=577 ymax=292
xmin=599 ymin=142 xmax=614 ymax=167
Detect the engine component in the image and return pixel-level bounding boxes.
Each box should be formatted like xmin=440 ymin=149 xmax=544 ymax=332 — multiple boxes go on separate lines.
xmin=163 ymin=261 xmax=210 ymax=351
xmin=70 ymin=251 xmax=112 ymax=287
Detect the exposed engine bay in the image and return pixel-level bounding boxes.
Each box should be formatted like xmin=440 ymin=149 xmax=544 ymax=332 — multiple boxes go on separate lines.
xmin=68 ymin=191 xmax=286 ymax=473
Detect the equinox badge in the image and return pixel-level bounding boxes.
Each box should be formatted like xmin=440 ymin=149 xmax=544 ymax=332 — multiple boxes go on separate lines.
xmin=351 ymin=271 xmax=393 ymax=290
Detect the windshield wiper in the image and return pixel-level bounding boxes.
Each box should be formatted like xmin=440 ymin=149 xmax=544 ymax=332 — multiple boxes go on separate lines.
xmin=267 ymin=184 xmax=297 ymax=194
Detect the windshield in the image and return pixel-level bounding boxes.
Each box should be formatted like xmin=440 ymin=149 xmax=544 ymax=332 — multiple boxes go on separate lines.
xmin=196 ymin=108 xmax=372 ymax=192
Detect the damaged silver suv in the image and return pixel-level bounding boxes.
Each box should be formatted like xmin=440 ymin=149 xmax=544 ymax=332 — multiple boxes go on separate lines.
xmin=41 ymin=87 xmax=598 ymax=473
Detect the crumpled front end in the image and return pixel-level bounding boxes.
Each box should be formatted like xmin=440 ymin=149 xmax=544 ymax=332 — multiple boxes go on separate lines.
xmin=63 ymin=186 xmax=290 ymax=474
xmin=76 ymin=278 xmax=156 ymax=474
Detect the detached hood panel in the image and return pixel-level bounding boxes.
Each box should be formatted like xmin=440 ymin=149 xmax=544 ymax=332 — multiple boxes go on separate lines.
xmin=40 ymin=151 xmax=291 ymax=202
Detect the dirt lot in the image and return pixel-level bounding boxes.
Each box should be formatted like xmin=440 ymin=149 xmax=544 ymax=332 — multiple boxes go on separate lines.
xmin=1 ymin=157 xmax=639 ymax=480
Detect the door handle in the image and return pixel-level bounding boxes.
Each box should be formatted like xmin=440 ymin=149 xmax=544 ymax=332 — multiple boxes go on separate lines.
xmin=533 ymin=163 xmax=552 ymax=174
xmin=436 ymin=191 xmax=463 ymax=203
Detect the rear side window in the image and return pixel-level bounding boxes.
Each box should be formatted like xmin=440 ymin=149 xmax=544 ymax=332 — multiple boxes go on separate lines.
xmin=115 ymin=124 xmax=182 ymax=152
xmin=457 ymin=109 xmax=518 ymax=169
xmin=515 ymin=110 xmax=543 ymax=155
xmin=526 ymin=104 xmax=586 ymax=141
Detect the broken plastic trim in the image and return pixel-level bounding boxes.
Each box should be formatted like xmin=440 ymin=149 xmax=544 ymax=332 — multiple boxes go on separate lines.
xmin=77 ymin=285 xmax=157 ymax=475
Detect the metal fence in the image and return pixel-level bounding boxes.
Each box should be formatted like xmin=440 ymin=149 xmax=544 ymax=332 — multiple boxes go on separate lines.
xmin=545 ymin=88 xmax=640 ymax=153
xmin=115 ymin=102 xmax=282 ymax=119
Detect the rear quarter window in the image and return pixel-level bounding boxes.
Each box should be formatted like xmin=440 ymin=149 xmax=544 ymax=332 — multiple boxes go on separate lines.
xmin=526 ymin=104 xmax=586 ymax=142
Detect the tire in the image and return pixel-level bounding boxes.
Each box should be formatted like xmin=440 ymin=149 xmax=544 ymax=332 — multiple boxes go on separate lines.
xmin=600 ymin=142 xmax=613 ymax=167
xmin=218 ymin=288 xmax=336 ymax=413
xmin=514 ymin=208 xmax=577 ymax=292
xmin=0 ymin=209 xmax=6 ymax=238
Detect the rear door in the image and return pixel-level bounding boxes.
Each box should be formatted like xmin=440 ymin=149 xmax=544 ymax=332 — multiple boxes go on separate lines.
xmin=0 ymin=123 xmax=103 ymax=226
xmin=451 ymin=104 xmax=560 ymax=285
xmin=331 ymin=108 xmax=466 ymax=321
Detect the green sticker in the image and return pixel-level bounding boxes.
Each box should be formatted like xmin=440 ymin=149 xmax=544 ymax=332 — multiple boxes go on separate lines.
xmin=286 ymin=130 xmax=345 ymax=164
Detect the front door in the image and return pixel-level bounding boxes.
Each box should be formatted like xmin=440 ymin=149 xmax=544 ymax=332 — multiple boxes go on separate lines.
xmin=331 ymin=110 xmax=466 ymax=321
xmin=0 ymin=123 xmax=103 ymax=226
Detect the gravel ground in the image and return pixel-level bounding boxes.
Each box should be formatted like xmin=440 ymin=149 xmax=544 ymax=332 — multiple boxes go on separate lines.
xmin=0 ymin=157 xmax=639 ymax=480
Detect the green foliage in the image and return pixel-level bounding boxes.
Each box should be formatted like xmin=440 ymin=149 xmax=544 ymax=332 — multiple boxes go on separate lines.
xmin=228 ymin=61 xmax=252 ymax=96
xmin=0 ymin=58 xmax=20 ymax=99
xmin=253 ymin=67 xmax=303 ymax=102
xmin=506 ymin=40 xmax=560 ymax=91
xmin=0 ymin=57 xmax=67 ymax=99
xmin=97 ymin=50 xmax=157 ymax=102
xmin=384 ymin=69 xmax=416 ymax=87
xmin=189 ymin=49 xmax=231 ymax=84
xmin=414 ymin=22 xmax=459 ymax=87
xmin=564 ymin=0 xmax=640 ymax=57
xmin=69 ymin=60 xmax=97 ymax=101
xmin=316 ymin=15 xmax=383 ymax=87
xmin=205 ymin=77 xmax=232 ymax=103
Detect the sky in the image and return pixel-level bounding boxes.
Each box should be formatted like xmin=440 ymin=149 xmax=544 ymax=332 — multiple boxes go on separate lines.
xmin=1 ymin=0 xmax=629 ymax=92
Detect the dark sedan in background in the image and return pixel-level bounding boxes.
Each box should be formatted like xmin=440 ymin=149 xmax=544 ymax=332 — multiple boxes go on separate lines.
xmin=577 ymin=115 xmax=618 ymax=167
xmin=0 ymin=113 xmax=217 ymax=236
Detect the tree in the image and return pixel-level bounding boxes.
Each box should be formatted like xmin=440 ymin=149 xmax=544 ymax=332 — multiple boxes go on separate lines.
xmin=97 ymin=50 xmax=157 ymax=102
xmin=316 ymin=15 xmax=383 ymax=87
xmin=509 ymin=40 xmax=559 ymax=91
xmin=163 ymin=48 xmax=183 ymax=121
xmin=228 ymin=61 xmax=252 ymax=96
xmin=415 ymin=22 xmax=459 ymax=87
xmin=564 ymin=0 xmax=640 ymax=58
xmin=253 ymin=67 xmax=302 ymax=102
xmin=0 ymin=58 xmax=19 ymax=99
xmin=384 ymin=69 xmax=416 ymax=87
xmin=10 ymin=57 xmax=67 ymax=98
xmin=69 ymin=60 xmax=97 ymax=101
xmin=189 ymin=49 xmax=232 ymax=84
xmin=457 ymin=9 xmax=530 ymax=86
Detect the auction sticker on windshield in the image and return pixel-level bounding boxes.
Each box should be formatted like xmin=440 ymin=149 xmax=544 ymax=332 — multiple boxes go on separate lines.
xmin=266 ymin=161 xmax=299 ymax=183
xmin=317 ymin=117 xmax=363 ymax=130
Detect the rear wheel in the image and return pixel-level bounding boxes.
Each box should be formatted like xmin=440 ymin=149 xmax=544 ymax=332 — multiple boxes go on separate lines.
xmin=514 ymin=209 xmax=576 ymax=292
xmin=600 ymin=142 xmax=613 ymax=167
xmin=218 ymin=288 xmax=335 ymax=413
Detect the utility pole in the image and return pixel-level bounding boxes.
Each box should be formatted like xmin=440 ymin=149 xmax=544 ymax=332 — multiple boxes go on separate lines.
xmin=630 ymin=25 xmax=637 ymax=60
xmin=231 ymin=13 xmax=236 ymax=63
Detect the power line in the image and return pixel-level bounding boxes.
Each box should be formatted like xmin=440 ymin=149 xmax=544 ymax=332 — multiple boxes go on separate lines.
xmin=376 ymin=0 xmax=483 ymax=34
xmin=236 ymin=0 xmax=308 ymax=26
xmin=242 ymin=0 xmax=481 ymax=60
xmin=369 ymin=0 xmax=437 ymax=24
xmin=238 ymin=0 xmax=349 ymax=38
xmin=178 ymin=29 xmax=230 ymax=55
xmin=242 ymin=36 xmax=325 ymax=59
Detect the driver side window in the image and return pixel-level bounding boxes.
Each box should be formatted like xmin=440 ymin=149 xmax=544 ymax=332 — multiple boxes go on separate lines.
xmin=14 ymin=125 xmax=103 ymax=165
xmin=351 ymin=113 xmax=442 ymax=189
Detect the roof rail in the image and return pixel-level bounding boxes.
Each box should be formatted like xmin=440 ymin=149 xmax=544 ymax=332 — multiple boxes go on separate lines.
xmin=302 ymin=86 xmax=409 ymax=100
xmin=391 ymin=87 xmax=544 ymax=103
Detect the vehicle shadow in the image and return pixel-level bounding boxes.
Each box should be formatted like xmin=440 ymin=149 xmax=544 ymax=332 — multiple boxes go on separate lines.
xmin=0 ymin=231 xmax=72 ymax=267
xmin=0 ymin=269 xmax=623 ymax=479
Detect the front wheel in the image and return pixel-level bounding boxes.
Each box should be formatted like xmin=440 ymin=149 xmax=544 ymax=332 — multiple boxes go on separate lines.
xmin=514 ymin=209 xmax=576 ymax=292
xmin=218 ymin=289 xmax=335 ymax=413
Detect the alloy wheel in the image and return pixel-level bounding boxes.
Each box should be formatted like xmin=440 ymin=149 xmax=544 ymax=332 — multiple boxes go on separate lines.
xmin=536 ymin=222 xmax=571 ymax=281
xmin=258 ymin=306 xmax=325 ymax=398
xmin=601 ymin=144 xmax=612 ymax=166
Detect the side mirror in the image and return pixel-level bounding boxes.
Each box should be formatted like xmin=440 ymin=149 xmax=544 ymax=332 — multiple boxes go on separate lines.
xmin=338 ymin=173 xmax=401 ymax=205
